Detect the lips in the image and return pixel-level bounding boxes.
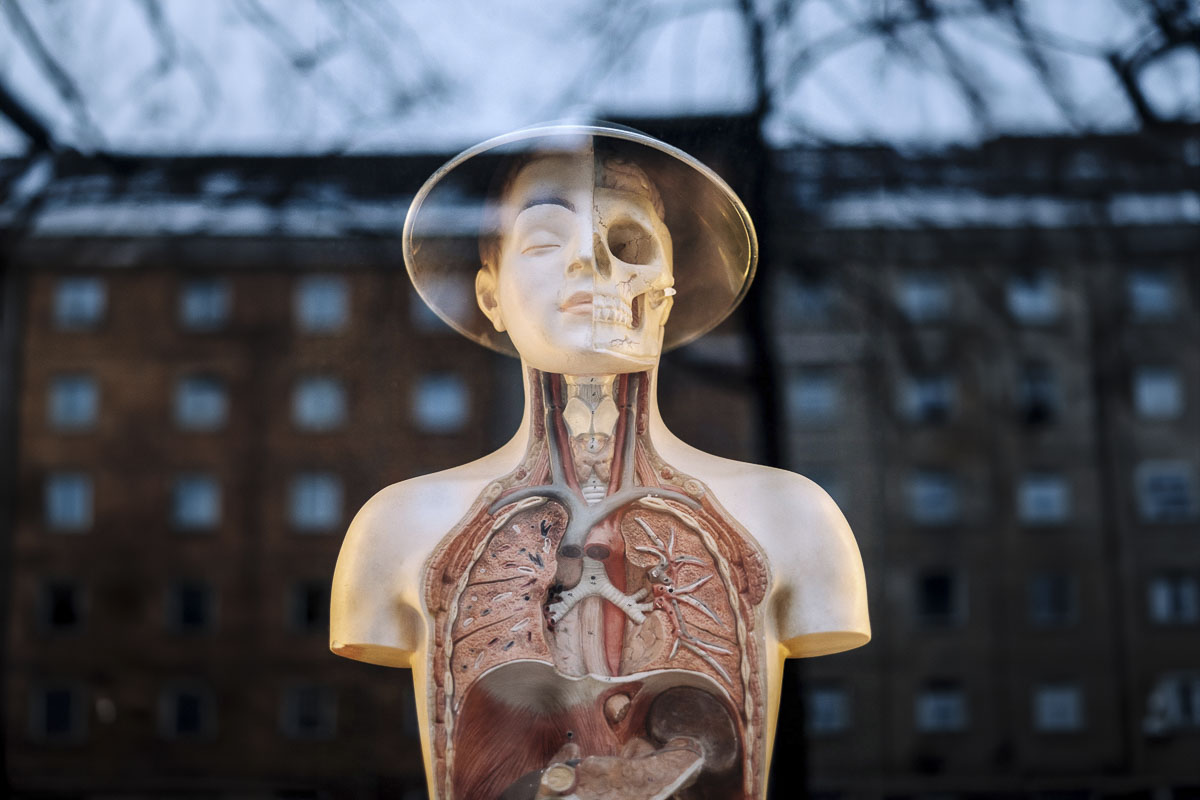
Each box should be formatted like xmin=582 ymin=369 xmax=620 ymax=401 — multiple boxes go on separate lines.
xmin=559 ymin=292 xmax=593 ymax=315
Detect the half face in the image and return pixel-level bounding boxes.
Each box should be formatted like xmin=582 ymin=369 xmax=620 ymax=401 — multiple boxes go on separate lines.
xmin=477 ymin=149 xmax=675 ymax=375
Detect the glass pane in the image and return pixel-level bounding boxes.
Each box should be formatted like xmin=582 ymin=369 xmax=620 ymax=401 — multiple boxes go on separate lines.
xmin=45 ymin=473 xmax=92 ymax=532
xmin=296 ymin=276 xmax=348 ymax=332
xmin=48 ymin=374 xmax=98 ymax=429
xmin=413 ymin=374 xmax=469 ymax=433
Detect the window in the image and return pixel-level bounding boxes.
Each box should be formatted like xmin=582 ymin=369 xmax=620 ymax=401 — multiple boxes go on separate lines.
xmin=808 ymin=684 xmax=851 ymax=734
xmin=1007 ymin=271 xmax=1060 ymax=323
xmin=1127 ymin=269 xmax=1176 ymax=320
xmin=174 ymin=376 xmax=228 ymax=431
xmin=1144 ymin=673 xmax=1200 ymax=734
xmin=179 ymin=278 xmax=231 ymax=330
xmin=29 ymin=684 xmax=86 ymax=742
xmin=1148 ymin=574 xmax=1199 ymax=625
xmin=1029 ymin=572 xmax=1077 ymax=628
xmin=292 ymin=376 xmax=347 ymax=431
xmin=167 ymin=581 xmax=216 ymax=634
xmin=159 ymin=685 xmax=216 ymax=739
xmin=48 ymin=374 xmax=98 ymax=430
xmin=899 ymin=374 xmax=955 ymax=424
xmin=53 ymin=278 xmax=106 ymax=329
xmin=290 ymin=472 xmax=342 ymax=532
xmin=40 ymin=580 xmax=82 ymax=632
xmin=413 ymin=374 xmax=469 ymax=433
xmin=1133 ymin=367 xmax=1184 ymax=420
xmin=410 ymin=282 xmax=472 ymax=333
xmin=1135 ymin=461 xmax=1199 ymax=523
xmin=779 ymin=271 xmax=833 ymax=323
xmin=907 ymin=470 xmax=960 ymax=525
xmin=1018 ymin=361 xmax=1059 ymax=425
xmin=295 ymin=276 xmax=348 ymax=332
xmin=173 ymin=474 xmax=220 ymax=531
xmin=915 ymin=571 xmax=964 ymax=627
xmin=45 ymin=472 xmax=92 ymax=532
xmin=915 ymin=681 xmax=967 ymax=733
xmin=896 ymin=272 xmax=950 ymax=323
xmin=786 ymin=370 xmax=839 ymax=425
xmin=1018 ymin=472 xmax=1072 ymax=525
xmin=280 ymin=685 xmax=337 ymax=739
xmin=289 ymin=580 xmax=330 ymax=632
xmin=1033 ymin=684 xmax=1084 ymax=732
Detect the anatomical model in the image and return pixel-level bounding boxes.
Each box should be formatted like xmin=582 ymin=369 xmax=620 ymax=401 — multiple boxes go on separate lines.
xmin=331 ymin=125 xmax=869 ymax=800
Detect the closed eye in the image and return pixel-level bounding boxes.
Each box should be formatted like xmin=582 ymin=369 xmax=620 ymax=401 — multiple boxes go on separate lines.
xmin=521 ymin=242 xmax=561 ymax=255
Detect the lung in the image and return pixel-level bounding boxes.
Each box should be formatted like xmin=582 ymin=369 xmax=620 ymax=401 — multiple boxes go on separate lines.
xmin=422 ymin=371 xmax=770 ymax=799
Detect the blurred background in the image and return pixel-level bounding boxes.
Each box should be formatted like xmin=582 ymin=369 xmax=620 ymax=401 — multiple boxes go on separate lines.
xmin=1 ymin=1 xmax=1198 ymax=798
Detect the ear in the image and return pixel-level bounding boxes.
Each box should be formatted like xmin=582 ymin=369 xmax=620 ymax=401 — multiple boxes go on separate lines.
xmin=475 ymin=268 xmax=505 ymax=332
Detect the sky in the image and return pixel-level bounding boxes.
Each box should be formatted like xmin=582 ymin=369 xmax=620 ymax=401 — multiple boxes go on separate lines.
xmin=0 ymin=0 xmax=1197 ymax=156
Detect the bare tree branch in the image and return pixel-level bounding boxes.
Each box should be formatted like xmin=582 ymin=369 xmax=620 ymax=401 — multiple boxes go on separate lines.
xmin=134 ymin=0 xmax=221 ymax=120
xmin=0 ymin=79 xmax=54 ymax=152
xmin=0 ymin=0 xmax=103 ymax=149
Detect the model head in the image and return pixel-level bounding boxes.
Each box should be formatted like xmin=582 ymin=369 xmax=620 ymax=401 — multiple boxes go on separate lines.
xmin=474 ymin=143 xmax=676 ymax=375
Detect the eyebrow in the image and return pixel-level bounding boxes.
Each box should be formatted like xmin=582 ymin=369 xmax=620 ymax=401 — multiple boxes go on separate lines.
xmin=521 ymin=194 xmax=575 ymax=213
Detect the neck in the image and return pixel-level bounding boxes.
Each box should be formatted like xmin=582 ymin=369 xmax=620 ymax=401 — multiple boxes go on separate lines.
xmin=508 ymin=360 xmax=671 ymax=448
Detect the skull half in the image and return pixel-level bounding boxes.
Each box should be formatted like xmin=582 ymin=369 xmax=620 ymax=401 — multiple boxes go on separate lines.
xmin=588 ymin=174 xmax=676 ymax=366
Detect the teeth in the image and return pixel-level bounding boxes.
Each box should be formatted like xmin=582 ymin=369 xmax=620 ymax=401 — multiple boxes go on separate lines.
xmin=592 ymin=293 xmax=633 ymax=328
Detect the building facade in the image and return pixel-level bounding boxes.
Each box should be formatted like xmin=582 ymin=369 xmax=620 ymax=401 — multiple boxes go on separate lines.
xmin=2 ymin=125 xmax=1199 ymax=798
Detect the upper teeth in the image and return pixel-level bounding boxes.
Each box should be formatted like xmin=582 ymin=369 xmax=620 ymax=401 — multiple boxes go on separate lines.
xmin=592 ymin=293 xmax=633 ymax=328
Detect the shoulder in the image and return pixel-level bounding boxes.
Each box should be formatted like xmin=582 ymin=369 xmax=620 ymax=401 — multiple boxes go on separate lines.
xmin=329 ymin=467 xmax=494 ymax=667
xmin=692 ymin=460 xmax=871 ymax=658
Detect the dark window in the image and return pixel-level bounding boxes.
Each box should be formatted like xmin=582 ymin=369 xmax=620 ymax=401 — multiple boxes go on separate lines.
xmin=290 ymin=580 xmax=330 ymax=632
xmin=280 ymin=685 xmax=337 ymax=739
xmin=1018 ymin=361 xmax=1058 ymax=425
xmin=159 ymin=685 xmax=216 ymax=739
xmin=916 ymin=571 xmax=962 ymax=626
xmin=41 ymin=581 xmax=82 ymax=632
xmin=167 ymin=582 xmax=215 ymax=633
xmin=1028 ymin=572 xmax=1077 ymax=627
xmin=29 ymin=685 xmax=85 ymax=742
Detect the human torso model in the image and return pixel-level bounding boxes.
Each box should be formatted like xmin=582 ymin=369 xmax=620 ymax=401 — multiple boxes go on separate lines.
xmin=331 ymin=127 xmax=869 ymax=800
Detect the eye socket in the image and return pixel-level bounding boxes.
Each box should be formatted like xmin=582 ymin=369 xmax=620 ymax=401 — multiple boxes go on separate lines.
xmin=606 ymin=220 xmax=657 ymax=265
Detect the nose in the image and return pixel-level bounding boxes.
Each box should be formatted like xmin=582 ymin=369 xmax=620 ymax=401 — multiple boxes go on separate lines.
xmin=565 ymin=222 xmax=611 ymax=280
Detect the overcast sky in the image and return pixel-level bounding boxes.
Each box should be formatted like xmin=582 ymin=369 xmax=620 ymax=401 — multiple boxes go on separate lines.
xmin=0 ymin=0 xmax=1197 ymax=156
